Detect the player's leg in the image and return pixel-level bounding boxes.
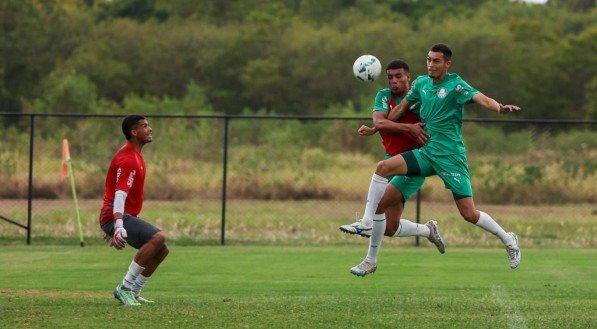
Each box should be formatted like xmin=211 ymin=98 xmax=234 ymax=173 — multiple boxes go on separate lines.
xmin=101 ymin=219 xmax=141 ymax=306
xmin=132 ymin=232 xmax=169 ymax=303
xmin=384 ymin=176 xmax=445 ymax=253
xmin=455 ymin=197 xmax=520 ymax=268
xmin=436 ymin=153 xmax=520 ymax=268
xmin=120 ymin=215 xmax=169 ymax=302
xmin=362 ymin=152 xmax=415 ymax=223
xmin=340 ymin=154 xmax=410 ymax=237
xmin=350 ymin=151 xmax=426 ymax=276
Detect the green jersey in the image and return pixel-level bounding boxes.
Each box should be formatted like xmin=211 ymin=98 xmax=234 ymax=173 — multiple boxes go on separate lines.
xmin=406 ymin=73 xmax=478 ymax=156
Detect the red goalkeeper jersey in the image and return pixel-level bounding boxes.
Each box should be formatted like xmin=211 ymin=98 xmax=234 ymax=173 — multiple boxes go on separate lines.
xmin=99 ymin=142 xmax=146 ymax=225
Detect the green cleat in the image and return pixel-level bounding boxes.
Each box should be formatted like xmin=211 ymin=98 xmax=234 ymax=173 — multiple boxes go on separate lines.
xmin=113 ymin=284 xmax=141 ymax=306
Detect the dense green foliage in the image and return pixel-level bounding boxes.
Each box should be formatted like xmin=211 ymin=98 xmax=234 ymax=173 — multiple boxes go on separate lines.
xmin=1 ymin=0 xmax=595 ymax=119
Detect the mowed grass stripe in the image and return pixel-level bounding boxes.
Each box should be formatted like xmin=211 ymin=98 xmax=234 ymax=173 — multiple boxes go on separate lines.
xmin=1 ymin=246 xmax=595 ymax=328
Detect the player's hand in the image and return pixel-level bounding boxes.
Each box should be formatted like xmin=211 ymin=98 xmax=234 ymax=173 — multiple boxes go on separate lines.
xmin=358 ymin=125 xmax=377 ymax=136
xmin=111 ymin=219 xmax=127 ymax=250
xmin=498 ymin=104 xmax=521 ymax=114
xmin=408 ymin=123 xmax=429 ymax=145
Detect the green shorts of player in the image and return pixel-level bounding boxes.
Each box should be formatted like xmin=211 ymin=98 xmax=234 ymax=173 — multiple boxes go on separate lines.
xmin=400 ymin=149 xmax=473 ymax=200
xmin=385 ymin=153 xmax=425 ymax=203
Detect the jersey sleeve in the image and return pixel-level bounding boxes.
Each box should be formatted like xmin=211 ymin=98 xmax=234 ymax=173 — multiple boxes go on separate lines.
xmin=372 ymin=90 xmax=389 ymax=113
xmin=114 ymin=157 xmax=138 ymax=194
xmin=454 ymin=78 xmax=479 ymax=105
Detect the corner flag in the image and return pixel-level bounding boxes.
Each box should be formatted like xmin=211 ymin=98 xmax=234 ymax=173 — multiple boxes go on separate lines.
xmin=61 ymin=139 xmax=85 ymax=247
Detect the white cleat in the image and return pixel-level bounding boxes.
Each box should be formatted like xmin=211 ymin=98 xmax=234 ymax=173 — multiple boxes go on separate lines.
xmin=350 ymin=259 xmax=377 ymax=277
xmin=339 ymin=221 xmax=372 ymax=238
xmin=425 ymin=220 xmax=446 ymax=254
xmin=506 ymin=232 xmax=521 ymax=269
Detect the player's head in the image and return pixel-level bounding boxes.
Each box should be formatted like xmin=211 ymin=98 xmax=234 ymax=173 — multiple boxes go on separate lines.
xmin=122 ymin=115 xmax=148 ymax=140
xmin=427 ymin=43 xmax=452 ymax=81
xmin=385 ymin=60 xmax=411 ymax=96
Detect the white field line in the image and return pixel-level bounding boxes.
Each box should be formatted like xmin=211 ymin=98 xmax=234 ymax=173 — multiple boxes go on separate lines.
xmin=491 ymin=285 xmax=528 ymax=329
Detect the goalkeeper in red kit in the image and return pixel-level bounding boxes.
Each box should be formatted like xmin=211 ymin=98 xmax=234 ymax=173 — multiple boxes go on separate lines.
xmin=99 ymin=115 xmax=169 ymax=306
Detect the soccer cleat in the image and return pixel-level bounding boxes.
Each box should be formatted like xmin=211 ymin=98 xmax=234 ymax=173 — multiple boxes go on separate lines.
xmin=506 ymin=232 xmax=521 ymax=269
xmin=135 ymin=296 xmax=155 ymax=304
xmin=350 ymin=259 xmax=377 ymax=277
xmin=425 ymin=220 xmax=446 ymax=254
xmin=339 ymin=221 xmax=372 ymax=238
xmin=113 ymin=284 xmax=141 ymax=306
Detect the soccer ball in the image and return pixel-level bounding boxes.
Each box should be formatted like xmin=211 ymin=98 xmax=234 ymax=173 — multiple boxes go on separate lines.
xmin=352 ymin=55 xmax=382 ymax=82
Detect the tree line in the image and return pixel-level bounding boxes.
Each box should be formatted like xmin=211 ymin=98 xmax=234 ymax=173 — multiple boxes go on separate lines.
xmin=1 ymin=0 xmax=595 ymax=120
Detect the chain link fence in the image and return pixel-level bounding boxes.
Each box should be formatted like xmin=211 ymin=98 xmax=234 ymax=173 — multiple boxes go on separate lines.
xmin=1 ymin=114 xmax=595 ymax=248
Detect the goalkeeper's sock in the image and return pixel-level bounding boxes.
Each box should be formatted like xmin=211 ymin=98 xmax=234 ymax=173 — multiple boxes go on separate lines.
xmin=475 ymin=211 xmax=513 ymax=246
xmin=132 ymin=274 xmax=149 ymax=298
xmin=392 ymin=219 xmax=430 ymax=237
xmin=122 ymin=260 xmax=145 ymax=290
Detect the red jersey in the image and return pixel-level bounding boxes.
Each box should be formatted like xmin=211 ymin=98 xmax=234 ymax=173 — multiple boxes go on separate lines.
xmin=374 ymin=88 xmax=421 ymax=156
xmin=99 ymin=142 xmax=146 ymax=225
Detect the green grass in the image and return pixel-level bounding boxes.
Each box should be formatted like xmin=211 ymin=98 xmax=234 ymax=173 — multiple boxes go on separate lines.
xmin=1 ymin=245 xmax=595 ymax=328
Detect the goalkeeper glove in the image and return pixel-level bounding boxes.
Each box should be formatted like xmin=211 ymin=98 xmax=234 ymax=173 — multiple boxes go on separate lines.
xmin=112 ymin=219 xmax=127 ymax=250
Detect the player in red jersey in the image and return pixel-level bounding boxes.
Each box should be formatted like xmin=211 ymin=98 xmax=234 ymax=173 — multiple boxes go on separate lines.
xmin=100 ymin=115 xmax=169 ymax=306
xmin=339 ymin=60 xmax=445 ymax=259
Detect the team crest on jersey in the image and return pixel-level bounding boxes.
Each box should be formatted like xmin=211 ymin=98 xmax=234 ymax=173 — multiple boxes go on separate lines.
xmin=437 ymin=87 xmax=447 ymax=99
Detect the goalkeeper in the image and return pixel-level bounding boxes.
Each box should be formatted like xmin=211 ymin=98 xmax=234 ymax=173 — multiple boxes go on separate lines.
xmin=99 ymin=115 xmax=169 ymax=306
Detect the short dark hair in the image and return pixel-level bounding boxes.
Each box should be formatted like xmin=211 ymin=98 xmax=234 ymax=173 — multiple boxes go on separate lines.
xmin=386 ymin=60 xmax=409 ymax=72
xmin=122 ymin=115 xmax=146 ymax=140
xmin=430 ymin=43 xmax=452 ymax=61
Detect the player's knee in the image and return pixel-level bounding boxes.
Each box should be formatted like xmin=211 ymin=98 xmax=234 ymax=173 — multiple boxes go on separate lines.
xmin=151 ymin=231 xmax=167 ymax=246
xmin=375 ymin=160 xmax=392 ymax=177
xmin=459 ymin=209 xmax=477 ymax=223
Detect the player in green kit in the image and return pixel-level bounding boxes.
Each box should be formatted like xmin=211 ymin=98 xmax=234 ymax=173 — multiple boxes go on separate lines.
xmin=339 ymin=60 xmax=445 ymax=254
xmin=350 ymin=44 xmax=521 ymax=277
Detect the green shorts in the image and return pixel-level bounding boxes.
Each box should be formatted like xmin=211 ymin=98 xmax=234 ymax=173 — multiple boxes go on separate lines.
xmin=401 ymin=149 xmax=473 ymax=199
xmin=384 ymin=154 xmax=425 ymax=202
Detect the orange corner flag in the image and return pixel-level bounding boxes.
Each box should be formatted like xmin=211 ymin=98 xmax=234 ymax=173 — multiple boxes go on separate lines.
xmin=61 ymin=139 xmax=71 ymax=181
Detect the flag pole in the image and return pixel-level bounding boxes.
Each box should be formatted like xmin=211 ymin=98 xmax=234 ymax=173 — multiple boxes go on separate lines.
xmin=62 ymin=139 xmax=85 ymax=247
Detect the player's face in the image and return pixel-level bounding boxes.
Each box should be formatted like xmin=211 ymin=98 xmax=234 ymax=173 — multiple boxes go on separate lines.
xmin=132 ymin=119 xmax=153 ymax=144
xmin=426 ymin=51 xmax=450 ymax=81
xmin=387 ymin=68 xmax=410 ymax=96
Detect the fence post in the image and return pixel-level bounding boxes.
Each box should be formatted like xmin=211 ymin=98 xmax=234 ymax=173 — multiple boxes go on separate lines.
xmin=220 ymin=117 xmax=230 ymax=246
xmin=27 ymin=115 xmax=34 ymax=245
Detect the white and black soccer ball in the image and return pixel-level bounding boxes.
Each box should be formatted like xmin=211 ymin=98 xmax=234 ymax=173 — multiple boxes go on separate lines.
xmin=352 ymin=55 xmax=382 ymax=82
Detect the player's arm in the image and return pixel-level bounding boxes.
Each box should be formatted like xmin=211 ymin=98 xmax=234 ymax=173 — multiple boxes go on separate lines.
xmin=110 ymin=190 xmax=128 ymax=250
xmin=372 ymin=111 xmax=429 ymax=145
xmin=472 ymin=93 xmax=521 ymax=114
xmin=357 ymin=110 xmax=414 ymax=136
xmin=387 ymin=97 xmax=412 ymax=122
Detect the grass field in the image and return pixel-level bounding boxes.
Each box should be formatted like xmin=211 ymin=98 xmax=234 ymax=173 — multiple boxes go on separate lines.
xmin=1 ymin=245 xmax=595 ymax=328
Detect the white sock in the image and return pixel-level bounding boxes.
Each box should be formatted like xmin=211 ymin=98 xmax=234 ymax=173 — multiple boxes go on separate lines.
xmin=365 ymin=217 xmax=386 ymax=263
xmin=132 ymin=274 xmax=149 ymax=298
xmin=362 ymin=174 xmax=389 ymax=227
xmin=476 ymin=211 xmax=513 ymax=245
xmin=392 ymin=219 xmax=430 ymax=237
xmin=122 ymin=261 xmax=145 ymax=290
